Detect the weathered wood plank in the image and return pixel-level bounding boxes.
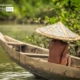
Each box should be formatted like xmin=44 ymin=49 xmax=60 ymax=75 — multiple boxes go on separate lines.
xmin=20 ymin=52 xmax=49 ymax=57
xmin=7 ymin=42 xmax=26 ymax=45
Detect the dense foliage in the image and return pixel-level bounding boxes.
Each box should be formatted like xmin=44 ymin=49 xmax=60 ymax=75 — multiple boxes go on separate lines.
xmin=0 ymin=0 xmax=53 ymax=23
xmin=0 ymin=0 xmax=80 ymax=33
xmin=45 ymin=0 xmax=80 ymax=56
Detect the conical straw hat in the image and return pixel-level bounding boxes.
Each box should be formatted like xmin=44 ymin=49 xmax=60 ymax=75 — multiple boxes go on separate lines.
xmin=36 ymin=21 xmax=80 ymax=41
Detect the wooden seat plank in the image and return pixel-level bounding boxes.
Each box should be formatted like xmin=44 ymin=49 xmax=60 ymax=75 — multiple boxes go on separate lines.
xmin=20 ymin=52 xmax=49 ymax=57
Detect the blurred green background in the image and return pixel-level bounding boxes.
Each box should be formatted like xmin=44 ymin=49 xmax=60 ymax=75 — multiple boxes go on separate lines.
xmin=0 ymin=0 xmax=80 ymax=64
xmin=0 ymin=0 xmax=80 ymax=27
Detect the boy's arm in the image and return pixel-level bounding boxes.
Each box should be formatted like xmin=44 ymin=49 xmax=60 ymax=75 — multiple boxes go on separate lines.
xmin=61 ymin=44 xmax=68 ymax=65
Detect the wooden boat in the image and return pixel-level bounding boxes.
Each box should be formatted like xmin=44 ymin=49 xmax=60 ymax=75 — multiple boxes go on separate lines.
xmin=0 ymin=32 xmax=80 ymax=80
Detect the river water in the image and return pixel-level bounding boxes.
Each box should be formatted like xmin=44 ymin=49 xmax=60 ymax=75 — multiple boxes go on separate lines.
xmin=0 ymin=63 xmax=44 ymax=80
xmin=0 ymin=72 xmax=34 ymax=80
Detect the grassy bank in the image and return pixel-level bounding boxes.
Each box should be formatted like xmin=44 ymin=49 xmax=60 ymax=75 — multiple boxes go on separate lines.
xmin=0 ymin=24 xmax=42 ymax=36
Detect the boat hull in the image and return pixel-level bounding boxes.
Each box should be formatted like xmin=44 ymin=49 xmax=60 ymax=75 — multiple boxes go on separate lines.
xmin=0 ymin=33 xmax=80 ymax=80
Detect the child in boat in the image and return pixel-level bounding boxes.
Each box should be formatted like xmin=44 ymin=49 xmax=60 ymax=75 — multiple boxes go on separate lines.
xmin=48 ymin=39 xmax=71 ymax=66
xmin=36 ymin=22 xmax=80 ymax=66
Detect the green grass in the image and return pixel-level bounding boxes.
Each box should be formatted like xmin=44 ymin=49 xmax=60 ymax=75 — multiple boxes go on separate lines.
xmin=0 ymin=24 xmax=43 ymax=34
xmin=0 ymin=24 xmax=44 ymax=40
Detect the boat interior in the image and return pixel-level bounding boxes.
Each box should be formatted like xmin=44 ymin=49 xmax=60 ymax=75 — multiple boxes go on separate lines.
xmin=4 ymin=35 xmax=49 ymax=61
xmin=1 ymin=34 xmax=80 ymax=69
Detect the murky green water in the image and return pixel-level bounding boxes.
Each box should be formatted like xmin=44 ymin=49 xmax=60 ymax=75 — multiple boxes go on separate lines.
xmin=0 ymin=72 xmax=34 ymax=80
xmin=0 ymin=41 xmax=44 ymax=80
xmin=0 ymin=63 xmax=45 ymax=80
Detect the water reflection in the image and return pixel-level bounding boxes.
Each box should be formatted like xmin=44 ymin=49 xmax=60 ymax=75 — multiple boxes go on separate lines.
xmin=0 ymin=63 xmax=45 ymax=80
xmin=0 ymin=72 xmax=35 ymax=80
xmin=0 ymin=72 xmax=45 ymax=80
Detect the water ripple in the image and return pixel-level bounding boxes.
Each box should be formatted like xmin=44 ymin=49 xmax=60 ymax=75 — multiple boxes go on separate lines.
xmin=0 ymin=72 xmax=34 ymax=80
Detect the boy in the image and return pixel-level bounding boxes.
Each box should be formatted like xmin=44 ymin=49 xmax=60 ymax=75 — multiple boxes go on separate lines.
xmin=48 ymin=39 xmax=71 ymax=66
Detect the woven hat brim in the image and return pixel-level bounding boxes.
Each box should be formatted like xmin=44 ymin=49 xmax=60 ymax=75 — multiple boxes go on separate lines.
xmin=36 ymin=28 xmax=80 ymax=41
